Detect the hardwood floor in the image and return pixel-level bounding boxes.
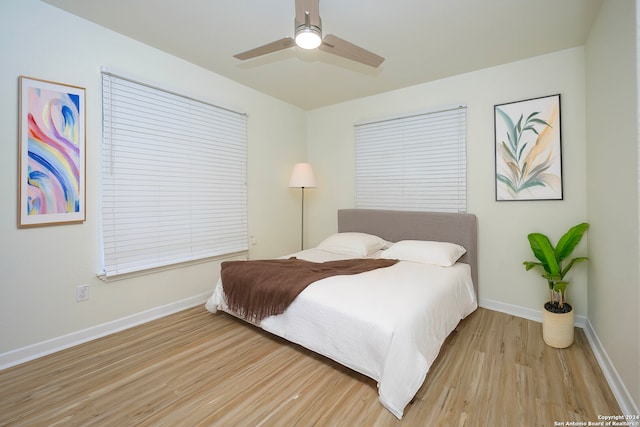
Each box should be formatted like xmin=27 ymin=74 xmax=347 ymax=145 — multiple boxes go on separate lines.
xmin=0 ymin=307 xmax=621 ymax=426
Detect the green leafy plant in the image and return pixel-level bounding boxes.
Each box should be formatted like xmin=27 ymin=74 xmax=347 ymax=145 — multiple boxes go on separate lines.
xmin=496 ymin=108 xmax=553 ymax=195
xmin=523 ymin=223 xmax=590 ymax=310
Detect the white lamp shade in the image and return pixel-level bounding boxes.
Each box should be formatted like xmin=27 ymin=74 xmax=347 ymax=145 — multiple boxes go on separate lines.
xmin=288 ymin=162 xmax=316 ymax=188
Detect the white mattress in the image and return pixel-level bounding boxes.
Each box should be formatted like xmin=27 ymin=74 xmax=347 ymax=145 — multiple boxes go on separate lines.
xmin=205 ymin=248 xmax=477 ymax=419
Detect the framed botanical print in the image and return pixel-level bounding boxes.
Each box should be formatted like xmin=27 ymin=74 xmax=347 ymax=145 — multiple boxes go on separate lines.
xmin=18 ymin=76 xmax=86 ymax=227
xmin=494 ymin=94 xmax=562 ymax=201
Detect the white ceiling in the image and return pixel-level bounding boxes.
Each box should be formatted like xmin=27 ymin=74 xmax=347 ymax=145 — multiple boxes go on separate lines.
xmin=42 ymin=0 xmax=602 ymax=110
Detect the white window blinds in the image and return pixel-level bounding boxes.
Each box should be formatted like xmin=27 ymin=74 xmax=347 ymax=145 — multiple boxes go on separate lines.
xmin=101 ymin=72 xmax=247 ymax=277
xmin=355 ymin=105 xmax=467 ymax=213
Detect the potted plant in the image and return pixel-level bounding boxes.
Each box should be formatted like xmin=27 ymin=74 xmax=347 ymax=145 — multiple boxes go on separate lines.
xmin=523 ymin=222 xmax=589 ymax=348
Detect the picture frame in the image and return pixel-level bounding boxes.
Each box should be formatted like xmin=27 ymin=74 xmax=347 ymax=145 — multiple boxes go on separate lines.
xmin=494 ymin=94 xmax=563 ymax=201
xmin=18 ymin=76 xmax=86 ymax=227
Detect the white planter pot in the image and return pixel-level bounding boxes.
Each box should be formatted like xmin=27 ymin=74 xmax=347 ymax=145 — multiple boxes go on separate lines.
xmin=542 ymin=305 xmax=575 ymax=348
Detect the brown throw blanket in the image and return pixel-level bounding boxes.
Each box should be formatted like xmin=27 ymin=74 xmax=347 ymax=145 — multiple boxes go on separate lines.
xmin=221 ymin=257 xmax=398 ymax=323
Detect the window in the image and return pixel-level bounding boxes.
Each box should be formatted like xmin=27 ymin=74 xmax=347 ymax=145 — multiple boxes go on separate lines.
xmin=355 ymin=105 xmax=467 ymax=213
xmin=101 ymin=71 xmax=247 ymax=278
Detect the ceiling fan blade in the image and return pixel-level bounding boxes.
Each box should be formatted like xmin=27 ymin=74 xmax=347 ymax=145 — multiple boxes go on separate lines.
xmin=319 ymin=34 xmax=385 ymax=68
xmin=295 ymin=0 xmax=320 ymax=27
xmin=234 ymin=37 xmax=296 ymax=60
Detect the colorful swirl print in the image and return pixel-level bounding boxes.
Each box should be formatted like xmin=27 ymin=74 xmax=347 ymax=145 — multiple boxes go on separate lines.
xmin=27 ymin=87 xmax=80 ymax=215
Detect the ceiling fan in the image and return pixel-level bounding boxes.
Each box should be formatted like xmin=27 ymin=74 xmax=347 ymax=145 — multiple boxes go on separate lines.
xmin=233 ymin=0 xmax=385 ymax=68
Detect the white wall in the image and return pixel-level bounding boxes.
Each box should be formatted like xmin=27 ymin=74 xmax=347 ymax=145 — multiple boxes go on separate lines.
xmin=585 ymin=0 xmax=640 ymax=412
xmin=0 ymin=0 xmax=307 ymax=355
xmin=306 ymin=48 xmax=589 ymax=316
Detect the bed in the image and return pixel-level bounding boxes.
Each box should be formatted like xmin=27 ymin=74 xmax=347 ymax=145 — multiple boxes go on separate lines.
xmin=205 ymin=208 xmax=478 ymax=419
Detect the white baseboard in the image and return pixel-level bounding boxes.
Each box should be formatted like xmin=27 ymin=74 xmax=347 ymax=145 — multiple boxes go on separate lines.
xmin=480 ymin=298 xmax=543 ymax=322
xmin=479 ymin=298 xmax=639 ymax=416
xmin=479 ymin=297 xmax=588 ymax=327
xmin=581 ymin=318 xmax=640 ymax=416
xmin=0 ymin=292 xmax=211 ymax=371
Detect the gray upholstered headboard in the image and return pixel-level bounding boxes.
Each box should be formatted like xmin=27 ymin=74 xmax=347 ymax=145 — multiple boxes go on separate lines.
xmin=338 ymin=209 xmax=478 ymax=296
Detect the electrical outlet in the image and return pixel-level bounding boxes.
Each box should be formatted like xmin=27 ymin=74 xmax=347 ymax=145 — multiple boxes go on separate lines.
xmin=76 ymin=285 xmax=90 ymax=302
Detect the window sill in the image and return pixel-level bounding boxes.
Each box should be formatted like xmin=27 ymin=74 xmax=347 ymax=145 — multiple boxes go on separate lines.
xmin=97 ymin=251 xmax=248 ymax=283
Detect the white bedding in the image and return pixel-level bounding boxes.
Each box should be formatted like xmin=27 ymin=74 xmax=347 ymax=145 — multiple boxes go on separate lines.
xmin=205 ymin=248 xmax=477 ymax=419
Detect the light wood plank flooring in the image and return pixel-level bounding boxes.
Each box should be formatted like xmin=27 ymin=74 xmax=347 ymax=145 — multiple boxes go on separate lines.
xmin=0 ymin=307 xmax=621 ymax=426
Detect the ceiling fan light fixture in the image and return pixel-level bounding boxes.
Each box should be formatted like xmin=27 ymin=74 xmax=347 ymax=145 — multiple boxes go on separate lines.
xmin=233 ymin=0 xmax=384 ymax=67
xmin=295 ymin=26 xmax=322 ymax=49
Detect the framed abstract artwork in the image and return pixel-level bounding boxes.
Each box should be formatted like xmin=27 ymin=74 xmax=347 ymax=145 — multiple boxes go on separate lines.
xmin=494 ymin=94 xmax=563 ymax=201
xmin=18 ymin=76 xmax=86 ymax=227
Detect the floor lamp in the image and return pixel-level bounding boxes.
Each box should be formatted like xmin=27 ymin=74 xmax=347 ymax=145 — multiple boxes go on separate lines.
xmin=288 ymin=162 xmax=316 ymax=250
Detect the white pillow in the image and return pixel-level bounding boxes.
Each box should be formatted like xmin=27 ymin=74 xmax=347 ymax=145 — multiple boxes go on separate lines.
xmin=381 ymin=240 xmax=466 ymax=266
xmin=316 ymin=232 xmax=389 ymax=257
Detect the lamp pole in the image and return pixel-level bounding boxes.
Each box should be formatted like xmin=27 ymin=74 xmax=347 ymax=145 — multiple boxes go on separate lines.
xmin=300 ymin=186 xmax=305 ymax=250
